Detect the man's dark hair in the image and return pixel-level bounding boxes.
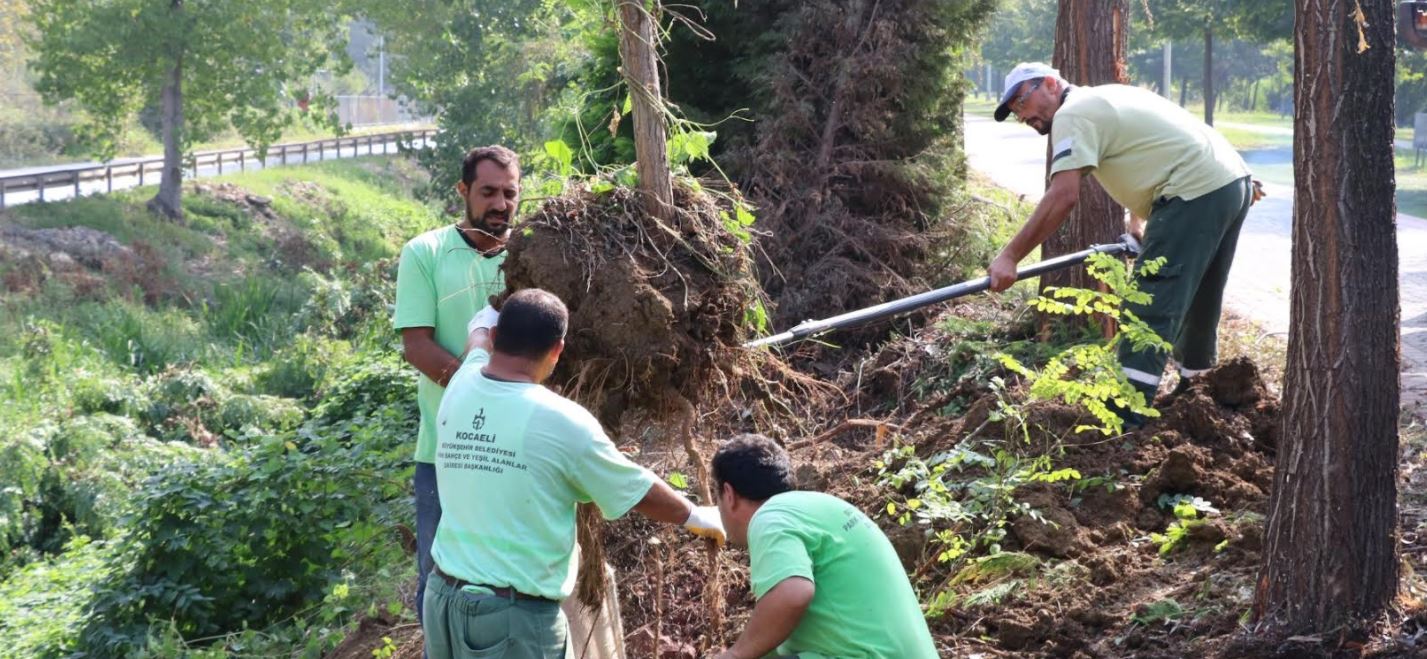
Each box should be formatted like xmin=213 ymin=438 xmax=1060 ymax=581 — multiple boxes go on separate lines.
xmin=711 ymin=434 xmax=795 ymax=501
xmin=461 ymin=145 xmax=520 ymax=186
xmin=493 ymin=288 xmax=567 ymax=359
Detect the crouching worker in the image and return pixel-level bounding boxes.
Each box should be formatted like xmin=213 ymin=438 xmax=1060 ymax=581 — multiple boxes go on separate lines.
xmin=425 ymin=288 xmax=725 ymax=659
xmin=711 ymin=435 xmax=937 ymax=659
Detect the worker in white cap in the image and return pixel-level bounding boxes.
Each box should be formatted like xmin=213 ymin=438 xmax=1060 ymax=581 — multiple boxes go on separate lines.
xmin=988 ymin=62 xmax=1260 ymax=425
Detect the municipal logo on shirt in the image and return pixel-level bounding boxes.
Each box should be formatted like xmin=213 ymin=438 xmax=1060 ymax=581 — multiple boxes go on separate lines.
xmin=472 ymin=408 xmax=486 ymax=431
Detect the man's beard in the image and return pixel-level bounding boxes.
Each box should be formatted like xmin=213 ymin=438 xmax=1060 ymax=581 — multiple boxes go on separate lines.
xmin=465 ymin=206 xmax=512 ymax=242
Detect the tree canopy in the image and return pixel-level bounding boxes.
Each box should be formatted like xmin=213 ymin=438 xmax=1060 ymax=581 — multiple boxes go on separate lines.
xmin=27 ymin=0 xmax=352 ymax=216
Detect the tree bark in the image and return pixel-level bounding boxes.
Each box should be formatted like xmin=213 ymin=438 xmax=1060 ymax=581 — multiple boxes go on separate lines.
xmin=150 ymin=0 xmax=184 ymax=221
xmin=1254 ymin=0 xmax=1399 ymax=638
xmin=1044 ymin=0 xmax=1127 ymax=298
xmin=1203 ymin=25 xmax=1214 ymax=126
xmin=616 ymin=0 xmax=672 ymax=223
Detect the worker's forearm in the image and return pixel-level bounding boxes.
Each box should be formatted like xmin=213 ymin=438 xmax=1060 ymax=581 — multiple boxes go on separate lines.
xmin=632 ymin=480 xmax=695 ymax=526
xmin=726 ymin=578 xmax=815 ymax=659
xmin=402 ymin=331 xmax=462 ymax=387
xmin=1000 ymin=188 xmax=1077 ymax=263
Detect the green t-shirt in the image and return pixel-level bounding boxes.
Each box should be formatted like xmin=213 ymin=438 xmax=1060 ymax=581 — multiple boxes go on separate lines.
xmin=392 ymin=225 xmax=505 ymax=463
xmin=1048 ymin=84 xmax=1251 ymax=220
xmin=748 ymin=491 xmax=937 ymax=659
xmin=430 ymin=348 xmax=658 ymax=601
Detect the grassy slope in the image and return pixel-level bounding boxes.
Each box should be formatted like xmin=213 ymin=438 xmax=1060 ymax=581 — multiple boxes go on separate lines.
xmin=0 ymin=156 xmax=439 ymax=656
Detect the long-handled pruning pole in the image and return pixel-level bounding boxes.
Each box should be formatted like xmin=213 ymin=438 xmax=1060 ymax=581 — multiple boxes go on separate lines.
xmin=744 ymin=234 xmax=1142 ymax=349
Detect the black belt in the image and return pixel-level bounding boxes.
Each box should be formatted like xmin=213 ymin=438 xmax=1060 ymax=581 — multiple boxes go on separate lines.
xmin=433 ymin=565 xmax=555 ymax=604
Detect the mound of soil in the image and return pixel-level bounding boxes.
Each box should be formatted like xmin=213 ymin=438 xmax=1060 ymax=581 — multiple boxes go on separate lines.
xmin=874 ymin=357 xmax=1281 ymax=657
xmin=502 ymin=183 xmax=759 ymax=429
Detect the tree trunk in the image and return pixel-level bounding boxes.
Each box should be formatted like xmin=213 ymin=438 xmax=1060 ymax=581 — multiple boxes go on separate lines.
xmin=149 ymin=0 xmax=184 ymax=221
xmin=1179 ymin=74 xmax=1188 ymax=107
xmin=1203 ymin=25 xmax=1214 ymax=126
xmin=1254 ymin=0 xmax=1399 ymax=639
xmin=1044 ymin=0 xmax=1127 ymax=300
xmin=616 ymin=0 xmax=672 ymax=223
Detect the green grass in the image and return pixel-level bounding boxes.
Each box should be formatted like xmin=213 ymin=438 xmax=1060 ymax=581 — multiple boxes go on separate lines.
xmin=0 ymin=155 xmax=436 ymax=434
xmin=964 ymin=94 xmax=999 ymax=117
xmin=1216 ymin=125 xmax=1293 ymax=151
xmin=0 ymin=153 xmax=440 ymax=655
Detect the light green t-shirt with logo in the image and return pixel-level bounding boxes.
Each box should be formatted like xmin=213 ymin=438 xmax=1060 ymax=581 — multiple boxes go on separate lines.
xmin=392 ymin=225 xmax=505 ymax=463
xmin=430 ymin=348 xmax=659 ymax=601
xmin=1048 ymin=84 xmax=1251 ymax=220
xmin=748 ymin=491 xmax=937 ymax=659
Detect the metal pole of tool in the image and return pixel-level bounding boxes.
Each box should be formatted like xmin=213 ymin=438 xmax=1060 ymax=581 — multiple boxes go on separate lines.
xmin=744 ymin=234 xmax=1141 ymax=349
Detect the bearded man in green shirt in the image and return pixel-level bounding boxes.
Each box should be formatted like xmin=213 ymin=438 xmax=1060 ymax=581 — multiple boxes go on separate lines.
xmin=424 ymin=289 xmax=726 ymax=658
xmin=987 ymin=62 xmax=1259 ymax=425
xmin=393 ymin=145 xmax=518 ymax=626
xmin=710 ymin=434 xmax=937 ymax=659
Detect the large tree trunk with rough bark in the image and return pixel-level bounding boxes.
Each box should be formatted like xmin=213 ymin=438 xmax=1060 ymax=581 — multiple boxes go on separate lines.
xmin=617 ymin=0 xmax=672 ymax=223
xmin=1044 ymin=0 xmax=1127 ymax=297
xmin=1254 ymin=0 xmax=1399 ymax=638
xmin=149 ymin=0 xmax=184 ymax=221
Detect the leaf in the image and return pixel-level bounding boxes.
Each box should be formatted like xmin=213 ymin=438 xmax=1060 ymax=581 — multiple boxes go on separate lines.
xmin=667 ymin=472 xmax=689 ymax=490
xmin=543 ymin=140 xmax=574 ymax=177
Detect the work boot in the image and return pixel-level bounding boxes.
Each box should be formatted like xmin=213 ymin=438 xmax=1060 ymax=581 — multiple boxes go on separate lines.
xmin=1106 ymin=399 xmax=1147 ymax=431
xmin=1169 ymin=371 xmax=1205 ymax=398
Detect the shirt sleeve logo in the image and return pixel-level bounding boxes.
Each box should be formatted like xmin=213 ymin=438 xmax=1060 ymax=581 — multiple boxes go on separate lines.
xmin=1052 ymin=137 xmax=1074 ymax=165
xmin=472 ymin=408 xmax=486 ymax=431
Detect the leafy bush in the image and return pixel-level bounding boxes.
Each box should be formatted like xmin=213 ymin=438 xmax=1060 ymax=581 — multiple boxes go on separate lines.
xmin=71 ymin=371 xmax=151 ymax=417
xmin=1000 ymin=253 xmax=1173 ymax=435
xmin=76 ymin=354 xmax=414 ymax=655
xmin=78 ymin=440 xmax=394 ymax=653
xmin=216 ymin=394 xmax=305 ymax=435
xmin=0 ymin=535 xmax=117 ymax=658
xmin=0 ymin=416 xmax=204 ymax=571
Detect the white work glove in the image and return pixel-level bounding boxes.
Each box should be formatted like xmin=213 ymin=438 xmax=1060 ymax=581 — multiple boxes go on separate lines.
xmin=684 ymin=505 xmax=726 ymax=546
xmin=467 ymin=305 xmax=500 ymax=335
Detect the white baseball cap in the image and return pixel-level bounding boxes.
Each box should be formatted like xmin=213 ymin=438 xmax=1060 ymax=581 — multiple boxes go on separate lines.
xmin=994 ymin=62 xmax=1062 ymax=122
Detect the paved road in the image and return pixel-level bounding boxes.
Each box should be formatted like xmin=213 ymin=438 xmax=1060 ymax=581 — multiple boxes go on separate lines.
xmin=964 ymin=113 xmax=1427 ymax=411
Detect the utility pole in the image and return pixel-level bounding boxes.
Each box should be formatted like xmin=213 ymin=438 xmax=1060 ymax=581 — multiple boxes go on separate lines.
xmin=377 ymin=35 xmax=385 ymax=96
xmin=1162 ymin=41 xmax=1172 ymax=99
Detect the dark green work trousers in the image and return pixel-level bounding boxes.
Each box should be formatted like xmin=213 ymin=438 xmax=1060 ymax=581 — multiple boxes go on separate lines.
xmin=1119 ymin=175 xmax=1254 ymax=401
xmin=422 ymin=572 xmax=569 ymax=659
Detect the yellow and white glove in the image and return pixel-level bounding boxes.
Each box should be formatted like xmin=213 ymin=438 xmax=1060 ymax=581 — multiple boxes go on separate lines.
xmin=467 ymin=305 xmax=500 ymax=335
xmin=684 ymin=505 xmax=726 ymax=546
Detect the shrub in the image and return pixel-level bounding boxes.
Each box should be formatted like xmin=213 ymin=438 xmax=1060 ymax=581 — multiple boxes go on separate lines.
xmin=77 ymin=358 xmax=414 ymax=655
xmin=216 ymin=394 xmax=305 ymax=435
xmin=71 ymin=371 xmax=151 ymax=417
xmin=255 ymin=333 xmax=354 ymax=400
xmin=0 ymin=416 xmax=203 ymax=571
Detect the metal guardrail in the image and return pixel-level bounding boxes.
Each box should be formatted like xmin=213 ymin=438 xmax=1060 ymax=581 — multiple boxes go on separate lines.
xmin=0 ymin=127 xmax=436 ymax=209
